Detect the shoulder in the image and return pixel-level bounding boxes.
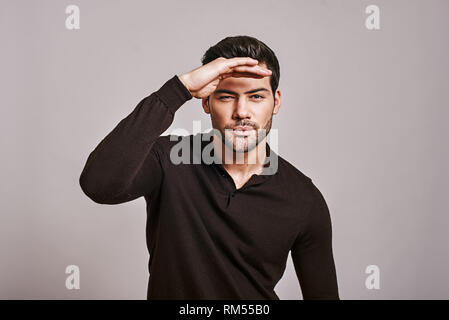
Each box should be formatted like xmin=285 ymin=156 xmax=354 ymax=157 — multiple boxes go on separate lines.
xmin=276 ymin=155 xmax=320 ymax=201
xmin=277 ymin=157 xmax=333 ymax=233
xmin=277 ymin=155 xmax=311 ymax=183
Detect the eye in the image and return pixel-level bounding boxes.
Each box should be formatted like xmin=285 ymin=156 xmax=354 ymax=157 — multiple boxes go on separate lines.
xmin=251 ymin=94 xmax=264 ymax=100
xmin=218 ymin=96 xmax=233 ymax=100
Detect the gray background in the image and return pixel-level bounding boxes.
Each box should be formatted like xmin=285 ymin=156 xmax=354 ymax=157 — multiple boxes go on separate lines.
xmin=1 ymin=0 xmax=448 ymax=299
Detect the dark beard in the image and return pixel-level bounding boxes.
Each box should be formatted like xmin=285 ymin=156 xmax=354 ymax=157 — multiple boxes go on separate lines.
xmin=220 ymin=113 xmax=273 ymax=153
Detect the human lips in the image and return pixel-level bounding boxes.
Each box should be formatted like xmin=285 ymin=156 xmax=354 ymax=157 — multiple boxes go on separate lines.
xmin=232 ymin=126 xmax=255 ymax=136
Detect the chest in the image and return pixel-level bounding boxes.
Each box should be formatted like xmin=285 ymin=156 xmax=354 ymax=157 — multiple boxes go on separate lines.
xmin=158 ymin=164 xmax=307 ymax=264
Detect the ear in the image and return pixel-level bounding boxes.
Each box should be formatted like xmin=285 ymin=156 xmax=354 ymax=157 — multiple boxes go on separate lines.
xmin=272 ymin=89 xmax=281 ymax=115
xmin=202 ymin=96 xmax=211 ymax=114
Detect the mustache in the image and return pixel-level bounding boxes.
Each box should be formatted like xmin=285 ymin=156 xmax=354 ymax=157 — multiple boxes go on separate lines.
xmin=226 ymin=121 xmax=258 ymax=129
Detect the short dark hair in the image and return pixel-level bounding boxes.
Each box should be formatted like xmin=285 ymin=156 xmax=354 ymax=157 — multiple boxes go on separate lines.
xmin=201 ymin=35 xmax=280 ymax=98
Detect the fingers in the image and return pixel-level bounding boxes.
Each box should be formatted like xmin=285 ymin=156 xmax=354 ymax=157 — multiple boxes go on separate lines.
xmin=230 ymin=65 xmax=271 ymax=76
xmin=225 ymin=57 xmax=259 ymax=68
xmin=218 ymin=65 xmax=271 ymax=81
xmin=213 ymin=57 xmax=272 ymax=84
xmin=220 ymin=72 xmax=266 ymax=80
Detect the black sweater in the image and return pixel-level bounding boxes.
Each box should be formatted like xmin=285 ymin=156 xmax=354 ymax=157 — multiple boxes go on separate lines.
xmin=79 ymin=75 xmax=339 ymax=300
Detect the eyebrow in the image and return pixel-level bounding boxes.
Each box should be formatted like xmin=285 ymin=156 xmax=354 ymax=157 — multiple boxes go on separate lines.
xmin=213 ymin=88 xmax=270 ymax=95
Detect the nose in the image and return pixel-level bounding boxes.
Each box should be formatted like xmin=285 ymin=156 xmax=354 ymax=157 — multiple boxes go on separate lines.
xmin=232 ymin=97 xmax=251 ymax=119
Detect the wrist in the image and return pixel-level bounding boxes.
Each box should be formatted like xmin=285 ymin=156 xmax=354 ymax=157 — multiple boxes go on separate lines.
xmin=178 ymin=74 xmax=192 ymax=93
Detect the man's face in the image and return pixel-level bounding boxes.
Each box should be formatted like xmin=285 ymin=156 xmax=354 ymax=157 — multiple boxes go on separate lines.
xmin=202 ymin=63 xmax=281 ymax=153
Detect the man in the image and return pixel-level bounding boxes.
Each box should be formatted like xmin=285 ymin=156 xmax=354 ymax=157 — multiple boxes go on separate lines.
xmin=79 ymin=35 xmax=339 ymax=300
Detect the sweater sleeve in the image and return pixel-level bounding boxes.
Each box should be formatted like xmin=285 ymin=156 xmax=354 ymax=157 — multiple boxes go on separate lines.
xmin=290 ymin=184 xmax=340 ymax=299
xmin=79 ymin=75 xmax=193 ymax=204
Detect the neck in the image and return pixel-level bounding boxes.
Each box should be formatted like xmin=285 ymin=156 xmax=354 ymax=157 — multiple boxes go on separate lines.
xmin=212 ymin=134 xmax=267 ymax=176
